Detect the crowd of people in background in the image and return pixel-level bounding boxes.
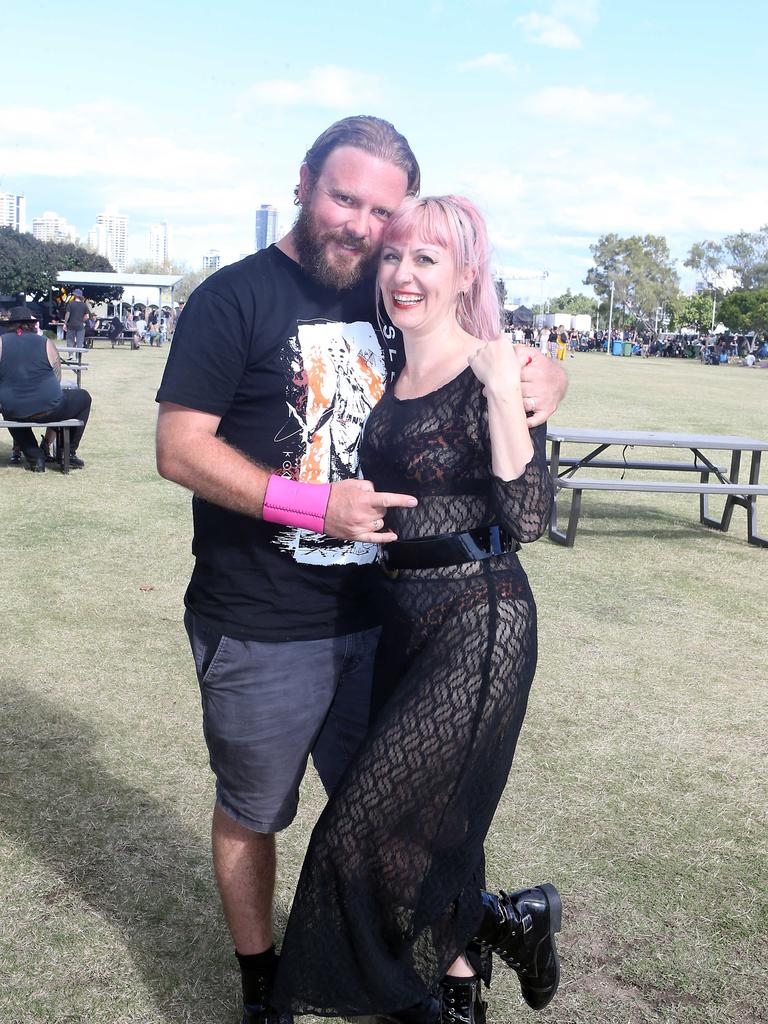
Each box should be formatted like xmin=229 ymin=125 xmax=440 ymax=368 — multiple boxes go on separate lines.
xmin=504 ymin=321 xmax=768 ymax=366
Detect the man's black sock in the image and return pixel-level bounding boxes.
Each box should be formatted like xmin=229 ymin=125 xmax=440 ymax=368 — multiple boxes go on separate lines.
xmin=236 ymin=946 xmax=278 ymax=1005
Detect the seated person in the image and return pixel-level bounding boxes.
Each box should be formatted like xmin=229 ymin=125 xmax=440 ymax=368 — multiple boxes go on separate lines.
xmin=0 ymin=306 xmax=92 ymax=471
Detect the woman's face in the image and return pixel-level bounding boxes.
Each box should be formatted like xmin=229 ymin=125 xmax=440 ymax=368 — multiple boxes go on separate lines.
xmin=379 ymin=234 xmax=470 ymax=336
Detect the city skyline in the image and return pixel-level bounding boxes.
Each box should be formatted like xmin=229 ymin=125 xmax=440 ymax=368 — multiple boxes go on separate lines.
xmin=2 ymin=1 xmax=766 ymax=303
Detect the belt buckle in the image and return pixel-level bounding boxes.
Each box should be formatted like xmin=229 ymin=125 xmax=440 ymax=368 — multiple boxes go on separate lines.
xmin=377 ymin=548 xmax=399 ymax=579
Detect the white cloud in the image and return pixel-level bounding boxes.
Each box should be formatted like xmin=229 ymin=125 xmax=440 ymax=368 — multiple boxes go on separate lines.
xmin=523 ymin=86 xmax=653 ymax=123
xmin=0 ymin=103 xmax=236 ymax=185
xmin=551 ymin=0 xmax=600 ymax=27
xmin=458 ymin=52 xmax=517 ymax=74
xmin=239 ymin=66 xmax=381 ymax=110
xmin=515 ymin=12 xmax=583 ymax=49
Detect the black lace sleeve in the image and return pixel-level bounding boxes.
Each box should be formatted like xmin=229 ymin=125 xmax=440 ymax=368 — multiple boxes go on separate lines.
xmin=480 ymin=400 xmax=553 ymax=542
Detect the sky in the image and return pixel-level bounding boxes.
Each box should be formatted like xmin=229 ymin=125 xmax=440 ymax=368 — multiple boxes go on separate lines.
xmin=2 ymin=0 xmax=766 ymax=305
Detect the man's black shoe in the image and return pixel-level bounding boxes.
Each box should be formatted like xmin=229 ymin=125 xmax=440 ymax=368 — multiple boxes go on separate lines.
xmin=69 ymin=451 xmax=85 ymax=469
xmin=9 ymin=447 xmax=23 ymax=466
xmin=439 ymin=976 xmax=486 ymax=1024
xmin=238 ymin=948 xmax=293 ymax=1024
xmin=474 ymin=883 xmax=561 ymax=1010
xmin=242 ymin=1005 xmax=293 ymax=1024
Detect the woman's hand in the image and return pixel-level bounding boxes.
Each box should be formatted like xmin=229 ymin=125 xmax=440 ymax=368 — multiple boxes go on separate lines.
xmin=468 ymin=337 xmax=528 ymax=395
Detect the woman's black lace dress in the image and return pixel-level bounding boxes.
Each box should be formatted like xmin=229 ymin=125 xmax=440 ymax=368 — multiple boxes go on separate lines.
xmin=273 ymin=367 xmax=553 ymax=1016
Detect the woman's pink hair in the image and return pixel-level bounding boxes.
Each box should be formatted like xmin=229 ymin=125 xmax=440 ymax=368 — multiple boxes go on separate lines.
xmin=379 ymin=195 xmax=501 ymax=341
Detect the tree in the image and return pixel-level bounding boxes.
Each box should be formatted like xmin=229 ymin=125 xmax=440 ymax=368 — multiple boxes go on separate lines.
xmin=584 ymin=234 xmax=680 ymax=333
xmin=174 ymin=266 xmax=217 ymax=302
xmin=0 ymin=227 xmax=54 ymax=299
xmin=0 ymin=227 xmax=121 ymax=304
xmin=668 ymin=292 xmax=714 ymax=333
xmin=686 ymin=227 xmax=768 ymax=291
xmin=717 ymin=288 xmax=768 ymax=335
xmin=49 ymin=241 xmax=122 ymax=303
xmin=533 ymin=289 xmax=596 ymax=317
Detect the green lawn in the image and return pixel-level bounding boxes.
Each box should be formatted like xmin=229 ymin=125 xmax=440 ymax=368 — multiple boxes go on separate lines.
xmin=1 ymin=346 xmax=766 ymax=1024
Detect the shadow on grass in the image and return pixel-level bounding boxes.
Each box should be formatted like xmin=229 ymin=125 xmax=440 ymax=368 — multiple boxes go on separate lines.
xmin=552 ymin=498 xmax=753 ymax=543
xmin=0 ymin=684 xmax=232 ymax=1023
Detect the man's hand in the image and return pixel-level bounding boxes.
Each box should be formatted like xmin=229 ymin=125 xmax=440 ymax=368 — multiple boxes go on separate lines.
xmin=324 ymin=479 xmax=417 ymax=544
xmin=516 ymin=347 xmax=568 ymax=426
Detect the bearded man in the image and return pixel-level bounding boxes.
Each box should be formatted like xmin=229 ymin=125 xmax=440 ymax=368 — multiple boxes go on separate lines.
xmin=155 ymin=115 xmax=566 ymax=1024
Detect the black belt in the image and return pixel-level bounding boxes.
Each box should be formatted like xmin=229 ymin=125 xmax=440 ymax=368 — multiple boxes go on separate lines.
xmin=380 ymin=525 xmax=519 ymax=572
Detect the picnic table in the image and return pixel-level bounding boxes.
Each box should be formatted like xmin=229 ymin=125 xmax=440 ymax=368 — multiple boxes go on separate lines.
xmin=57 ymin=346 xmax=89 ymax=388
xmin=546 ymin=427 xmax=768 ymax=548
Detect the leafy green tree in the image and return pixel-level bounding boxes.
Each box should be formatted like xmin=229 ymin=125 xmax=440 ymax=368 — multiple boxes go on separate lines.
xmin=717 ymin=288 xmax=768 ymax=335
xmin=0 ymin=227 xmax=54 ymax=299
xmin=49 ymin=242 xmax=121 ymax=303
xmin=668 ymin=292 xmax=714 ymax=333
xmin=533 ymin=288 xmax=596 ymax=317
xmin=0 ymin=228 xmax=121 ymax=304
xmin=584 ymin=234 xmax=680 ymax=332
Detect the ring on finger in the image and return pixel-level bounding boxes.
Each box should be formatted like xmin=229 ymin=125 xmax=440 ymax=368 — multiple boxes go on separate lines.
xmin=372 ymin=518 xmax=383 ymax=531
xmin=528 ymin=396 xmax=536 ymax=413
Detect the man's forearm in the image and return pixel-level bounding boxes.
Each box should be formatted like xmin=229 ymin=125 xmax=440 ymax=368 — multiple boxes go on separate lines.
xmin=157 ymin=430 xmax=273 ymax=518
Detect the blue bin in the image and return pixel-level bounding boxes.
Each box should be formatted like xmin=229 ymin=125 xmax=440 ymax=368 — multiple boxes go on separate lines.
xmin=612 ymin=339 xmax=623 ymax=356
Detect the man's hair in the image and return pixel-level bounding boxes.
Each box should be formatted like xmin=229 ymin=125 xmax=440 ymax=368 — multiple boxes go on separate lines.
xmin=296 ymin=115 xmax=420 ymax=199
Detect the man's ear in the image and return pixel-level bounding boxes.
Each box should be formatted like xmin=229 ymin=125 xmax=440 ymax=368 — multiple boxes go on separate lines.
xmin=297 ymin=164 xmax=313 ymax=205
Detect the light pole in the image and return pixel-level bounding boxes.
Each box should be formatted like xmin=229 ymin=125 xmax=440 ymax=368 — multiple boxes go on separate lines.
xmin=607 ymin=280 xmax=615 ymax=352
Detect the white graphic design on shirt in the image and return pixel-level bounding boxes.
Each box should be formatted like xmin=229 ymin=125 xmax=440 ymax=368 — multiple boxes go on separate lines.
xmin=273 ymin=318 xmax=386 ymax=567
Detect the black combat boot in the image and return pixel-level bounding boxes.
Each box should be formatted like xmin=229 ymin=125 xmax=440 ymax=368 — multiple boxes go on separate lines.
xmin=69 ymin=449 xmax=85 ymax=469
xmin=474 ymin=883 xmax=561 ymax=1010
xmin=438 ymin=976 xmax=486 ymax=1024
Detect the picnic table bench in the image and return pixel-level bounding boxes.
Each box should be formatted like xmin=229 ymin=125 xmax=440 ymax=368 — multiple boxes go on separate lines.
xmin=1 ymin=418 xmax=84 ymax=473
xmin=56 ymin=347 xmax=89 ymax=387
xmin=546 ymin=427 xmax=768 ymax=548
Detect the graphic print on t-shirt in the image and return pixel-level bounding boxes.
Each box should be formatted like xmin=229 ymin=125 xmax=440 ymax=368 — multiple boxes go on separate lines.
xmin=274 ymin=318 xmax=386 ymax=567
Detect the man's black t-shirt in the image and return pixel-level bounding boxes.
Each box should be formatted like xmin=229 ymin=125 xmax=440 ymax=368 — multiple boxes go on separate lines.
xmin=156 ymin=245 xmax=399 ymax=642
xmin=65 ymin=300 xmax=89 ymax=330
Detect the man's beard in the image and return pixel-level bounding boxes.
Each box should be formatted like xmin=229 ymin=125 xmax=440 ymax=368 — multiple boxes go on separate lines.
xmin=293 ymin=202 xmax=377 ymax=290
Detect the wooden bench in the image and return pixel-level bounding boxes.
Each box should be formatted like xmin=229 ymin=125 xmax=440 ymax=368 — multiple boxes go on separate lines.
xmin=549 ymin=477 xmax=768 ymax=547
xmin=1 ymin=418 xmax=84 ymax=473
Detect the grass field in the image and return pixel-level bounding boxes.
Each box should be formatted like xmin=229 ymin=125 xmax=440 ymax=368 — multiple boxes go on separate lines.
xmin=1 ymin=346 xmax=766 ymax=1024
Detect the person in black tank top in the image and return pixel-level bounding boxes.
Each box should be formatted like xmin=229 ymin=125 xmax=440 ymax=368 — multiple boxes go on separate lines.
xmin=0 ymin=306 xmax=92 ymax=470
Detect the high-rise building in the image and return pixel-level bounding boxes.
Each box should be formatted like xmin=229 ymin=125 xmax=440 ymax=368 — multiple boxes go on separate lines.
xmin=202 ymin=249 xmax=221 ymax=272
xmin=255 ymin=204 xmax=278 ymax=252
xmin=0 ymin=192 xmax=26 ymax=232
xmin=89 ymin=205 xmax=128 ymax=271
xmin=32 ymin=211 xmax=77 ymax=244
xmin=149 ymin=221 xmax=171 ymax=266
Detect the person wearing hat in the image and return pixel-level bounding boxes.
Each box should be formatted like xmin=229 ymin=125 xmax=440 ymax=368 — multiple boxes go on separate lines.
xmin=63 ymin=288 xmax=93 ymax=351
xmin=0 ymin=306 xmax=91 ymax=470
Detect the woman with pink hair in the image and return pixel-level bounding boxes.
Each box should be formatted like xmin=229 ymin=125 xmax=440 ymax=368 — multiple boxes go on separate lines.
xmin=274 ymin=197 xmax=560 ymax=1024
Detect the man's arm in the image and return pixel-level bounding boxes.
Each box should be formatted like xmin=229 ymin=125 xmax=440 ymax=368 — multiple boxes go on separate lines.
xmin=156 ymin=402 xmax=416 ymax=544
xmin=517 ymin=347 xmax=568 ymax=427
xmin=46 ymin=339 xmax=62 ymax=381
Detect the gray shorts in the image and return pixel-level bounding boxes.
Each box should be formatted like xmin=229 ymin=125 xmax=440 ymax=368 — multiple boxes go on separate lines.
xmin=185 ymin=610 xmax=379 ymax=833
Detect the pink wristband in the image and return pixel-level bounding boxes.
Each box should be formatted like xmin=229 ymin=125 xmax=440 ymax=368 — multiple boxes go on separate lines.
xmin=262 ymin=474 xmax=331 ymax=534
